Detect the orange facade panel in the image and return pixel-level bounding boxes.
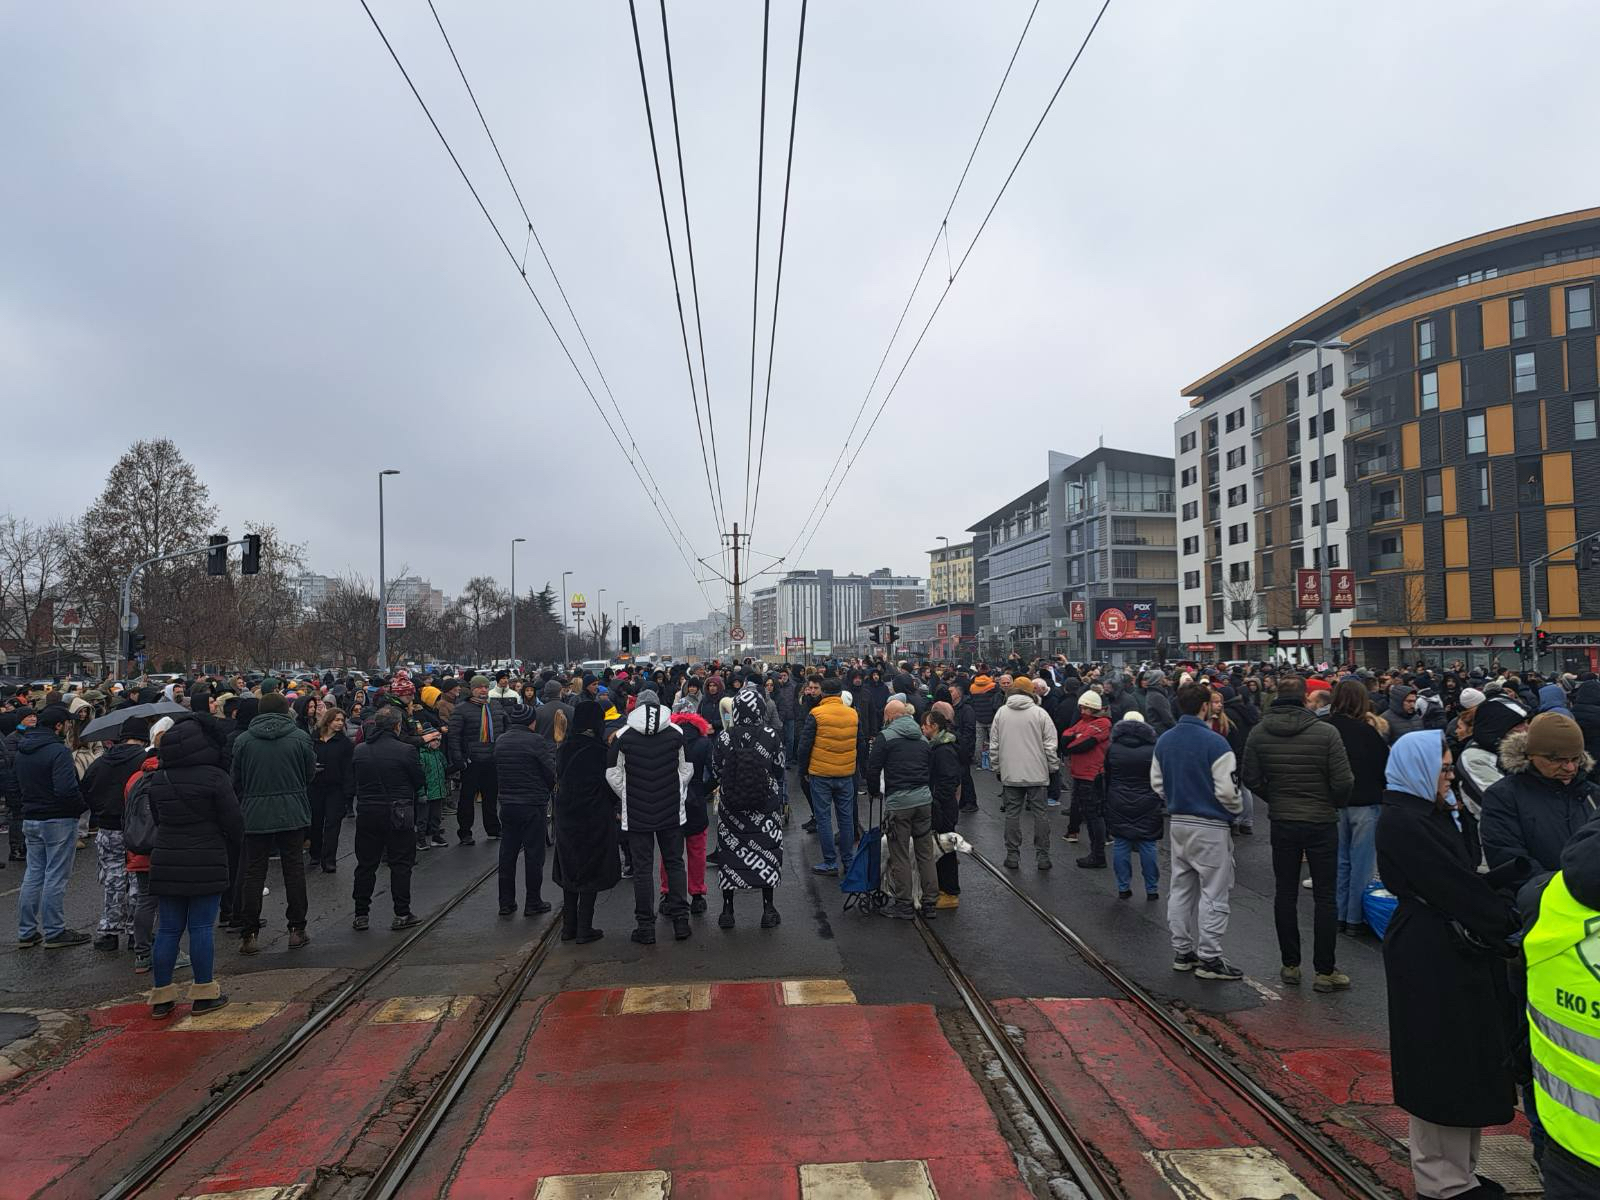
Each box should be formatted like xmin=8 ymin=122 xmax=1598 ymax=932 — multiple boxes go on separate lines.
xmin=1444 ymin=518 xmax=1469 ymax=567
xmin=1441 ymin=466 xmax=1457 ymax=515
xmin=1401 ymin=422 xmax=1421 ymax=470
xmin=1549 ymin=563 xmax=1579 ymax=618
xmin=1446 ymin=572 xmax=1471 ymax=621
xmin=1437 ymin=360 xmax=1462 ymax=410
xmin=1403 ymin=524 xmax=1424 ymax=572
xmin=1482 ymin=298 xmax=1510 ymax=348
xmin=1546 ymin=452 xmax=1574 ymax=505
xmin=1486 ymin=404 xmax=1514 ymax=455
xmin=1551 ymin=286 xmax=1568 ymax=337
xmin=1548 ymin=507 xmax=1577 ymax=560
xmin=1493 ymin=568 xmax=1522 ymax=620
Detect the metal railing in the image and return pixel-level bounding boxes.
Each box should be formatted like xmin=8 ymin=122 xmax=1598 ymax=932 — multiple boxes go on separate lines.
xmin=1356 ymin=453 xmax=1399 ymax=478
xmin=1371 ymin=505 xmax=1402 ymax=522
xmin=1370 ymin=551 xmax=1405 ymax=570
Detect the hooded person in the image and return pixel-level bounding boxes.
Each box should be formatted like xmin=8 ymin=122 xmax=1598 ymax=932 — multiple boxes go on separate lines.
xmin=229 ymin=691 xmax=316 ymax=953
xmin=492 ymin=703 xmax=557 ymax=918
xmin=710 ymin=687 xmax=786 ymax=929
xmin=1480 ymin=712 xmax=1599 ymax=878
xmin=967 ymin=674 xmax=1002 ymax=768
xmin=1103 ymin=711 xmax=1163 ymax=900
xmin=1377 ymin=730 xmax=1519 ymax=1200
xmin=1384 ymin=684 xmax=1424 ymax=742
xmin=551 ymin=701 xmax=620 ymax=944
xmin=1538 ymin=683 xmax=1573 ymax=715
xmin=607 ymin=689 xmax=694 ymax=943
xmin=1458 ymin=696 xmax=1533 ymax=805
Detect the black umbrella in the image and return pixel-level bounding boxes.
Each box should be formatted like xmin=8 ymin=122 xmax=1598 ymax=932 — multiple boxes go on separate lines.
xmin=80 ymin=702 xmax=191 ymax=742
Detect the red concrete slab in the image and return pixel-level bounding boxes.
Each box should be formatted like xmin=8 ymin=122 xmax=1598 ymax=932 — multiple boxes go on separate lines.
xmin=441 ymin=986 xmax=1031 ymax=1199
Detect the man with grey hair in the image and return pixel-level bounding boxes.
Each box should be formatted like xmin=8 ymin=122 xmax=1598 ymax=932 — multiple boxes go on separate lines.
xmin=351 ymin=705 xmax=424 ymax=931
xmin=1137 ymin=669 xmax=1176 ymax=734
xmin=867 ymin=699 xmax=939 ymax=918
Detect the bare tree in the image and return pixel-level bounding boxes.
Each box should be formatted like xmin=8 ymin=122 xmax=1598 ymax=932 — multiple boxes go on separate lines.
xmin=313 ymin=574 xmax=380 ymax=668
xmin=230 ymin=525 xmax=306 ymax=669
xmin=0 ymin=517 xmax=69 ymax=675
xmin=1223 ymin=580 xmax=1258 ymax=648
xmin=456 ymin=576 xmax=508 ymax=665
xmin=1394 ymin=571 xmax=1430 ymax=663
xmin=586 ymin=613 xmax=613 ymax=660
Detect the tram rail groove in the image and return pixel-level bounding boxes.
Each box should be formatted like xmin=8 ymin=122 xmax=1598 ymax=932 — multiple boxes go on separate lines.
xmin=966 ymin=847 xmax=1397 ymax=1200
xmin=100 ymin=862 xmax=501 ymax=1200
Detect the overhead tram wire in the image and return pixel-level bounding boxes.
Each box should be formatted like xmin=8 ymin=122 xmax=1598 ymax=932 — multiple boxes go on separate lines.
xmin=356 ymin=0 xmax=713 ymax=609
xmin=746 ymin=0 xmax=807 ymax=547
xmin=775 ymin=0 xmax=1045 ymax=566
xmin=423 ymin=0 xmax=702 ymax=569
xmin=787 ymin=0 xmax=1112 ymax=567
xmin=741 ymin=0 xmax=771 ymax=535
xmin=626 ymin=0 xmax=729 ymax=563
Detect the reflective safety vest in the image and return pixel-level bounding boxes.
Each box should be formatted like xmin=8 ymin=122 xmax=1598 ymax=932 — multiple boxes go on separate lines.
xmin=1525 ymin=873 xmax=1600 ymax=1168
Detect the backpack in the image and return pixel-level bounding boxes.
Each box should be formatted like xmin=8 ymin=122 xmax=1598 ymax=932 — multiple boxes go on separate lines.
xmin=720 ymin=737 xmax=770 ymax=812
xmin=123 ymin=770 xmax=160 ymax=856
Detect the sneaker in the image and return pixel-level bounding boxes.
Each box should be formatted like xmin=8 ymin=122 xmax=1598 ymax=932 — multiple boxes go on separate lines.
xmin=240 ymin=933 xmax=261 ymax=954
xmin=1195 ymin=957 xmax=1244 ymax=981
xmin=1146 ymin=891 xmax=1160 ymax=902
xmin=811 ymin=862 xmax=839 ymax=877
xmin=918 ymin=903 xmax=937 ymax=920
xmin=134 ymin=949 xmax=152 ymax=974
xmin=352 ymin=915 xmax=369 ymax=931
xmin=689 ymin=894 xmax=707 ymax=915
xmin=1301 ymin=876 xmax=1313 ymax=889
xmin=17 ymin=932 xmax=42 ymax=949
xmin=1237 ymin=823 xmax=1254 ymax=836
xmin=1003 ymin=852 xmax=1020 ymax=869
xmin=802 ymin=819 xmax=818 ymax=833
xmin=1064 ymin=832 xmax=1079 ymax=843
xmin=935 ymin=891 xmax=960 ymax=910
xmin=524 ymin=900 xmax=553 ymax=916
xmin=673 ymin=917 xmax=691 ymax=941
xmin=1075 ymin=855 xmax=1106 ymax=869
xmin=498 ymin=905 xmax=516 ymax=917
xmin=1037 ymin=855 xmax=1052 ymax=871
xmin=44 ymin=930 xmax=91 ymax=949
xmin=1046 ymin=798 xmax=1060 ymax=807
xmin=94 ymin=933 xmax=119 ymax=952
xmin=430 ymin=833 xmax=448 ymax=847
xmin=191 ymin=995 xmax=230 ymax=1016
xmin=416 ymin=835 xmax=430 ymax=851
xmin=486 ymin=833 xmax=501 ymax=841
xmin=1172 ymin=951 xmax=1200 ymax=972
xmin=576 ymin=928 xmax=604 ymax=945
xmin=1118 ymin=889 xmax=1133 ymax=900
xmin=288 ymin=928 xmax=311 ymax=949
xmin=459 ymin=835 xmax=476 ymax=846
xmin=1313 ymin=970 xmax=1351 ymax=993
xmin=760 ymin=904 xmax=781 ymax=929
xmin=880 ymin=902 xmax=916 ymax=920
xmin=1280 ymin=965 xmax=1302 ymax=986
xmin=391 ymin=913 xmax=420 ymax=931
xmin=718 ymin=905 xmax=736 ymax=929
xmin=631 ymin=926 xmax=656 ymax=945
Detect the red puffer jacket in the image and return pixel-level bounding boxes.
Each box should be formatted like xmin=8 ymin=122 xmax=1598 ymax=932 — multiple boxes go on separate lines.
xmin=123 ymin=752 xmax=158 ymax=873
xmin=1059 ymin=714 xmax=1111 ymax=782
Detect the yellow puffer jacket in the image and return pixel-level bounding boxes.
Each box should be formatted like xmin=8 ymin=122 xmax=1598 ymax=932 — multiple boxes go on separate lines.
xmin=803 ymin=696 xmax=859 ymax=777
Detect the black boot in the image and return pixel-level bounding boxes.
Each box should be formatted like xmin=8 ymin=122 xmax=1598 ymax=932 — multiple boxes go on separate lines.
xmin=561 ymin=891 xmax=579 ymax=941
xmin=718 ymin=892 xmax=736 ymax=929
xmin=761 ymin=886 xmax=781 ymax=929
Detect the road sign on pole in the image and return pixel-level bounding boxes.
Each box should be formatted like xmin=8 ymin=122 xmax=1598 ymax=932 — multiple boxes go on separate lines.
xmin=730 ymin=625 xmax=746 ymax=641
xmin=120 ymin=611 xmax=140 ymax=631
xmin=386 ymin=604 xmax=406 ymax=630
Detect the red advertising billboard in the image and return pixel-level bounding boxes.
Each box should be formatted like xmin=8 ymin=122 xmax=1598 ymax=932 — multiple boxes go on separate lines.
xmin=1092 ymin=597 xmax=1157 ymax=646
xmin=1297 ymin=569 xmax=1355 ymax=609
xmin=1069 ymin=600 xmax=1086 ymax=622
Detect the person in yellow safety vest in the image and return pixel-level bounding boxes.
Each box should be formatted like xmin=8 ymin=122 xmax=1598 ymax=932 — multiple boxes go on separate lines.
xmin=1520 ymin=809 xmax=1600 ymax=1198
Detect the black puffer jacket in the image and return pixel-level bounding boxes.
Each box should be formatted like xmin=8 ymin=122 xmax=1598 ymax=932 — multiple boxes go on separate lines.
xmin=865 ymin=714 xmax=931 ymax=801
xmin=81 ymin=741 xmax=150 ymax=830
xmin=352 ymin=728 xmax=423 ymax=818
xmin=1480 ymin=730 xmax=1599 ymax=874
xmin=495 ymin=723 xmax=557 ymax=809
xmin=1242 ymin=700 xmax=1353 ymax=822
xmin=1324 ymin=712 xmax=1390 ymax=807
xmin=446 ymin=697 xmax=506 ymax=768
xmin=1571 ymin=679 xmax=1600 ymax=761
xmin=147 ymin=717 xmax=244 ymax=897
xmin=1103 ymin=719 xmax=1163 ymax=841
xmin=607 ymin=703 xmax=689 ymax=832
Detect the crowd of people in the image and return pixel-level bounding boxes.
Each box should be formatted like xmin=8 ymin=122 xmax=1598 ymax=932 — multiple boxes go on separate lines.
xmin=4 ymin=651 xmax=1600 ymax=1195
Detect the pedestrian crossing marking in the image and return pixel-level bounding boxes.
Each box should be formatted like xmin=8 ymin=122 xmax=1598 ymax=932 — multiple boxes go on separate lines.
xmin=798 ymin=1159 xmax=936 ymax=1198
xmin=177 ymin=1186 xmax=308 ymax=1200
xmin=369 ymin=996 xmax=471 ymax=1024
xmin=170 ymin=1001 xmax=286 ymax=1032
xmin=780 ymin=979 xmax=858 ymax=1007
xmin=533 ymin=1169 xmax=671 ymax=1199
xmin=1143 ymin=1146 xmax=1314 ymax=1199
xmin=615 ymin=984 xmax=712 ymax=1014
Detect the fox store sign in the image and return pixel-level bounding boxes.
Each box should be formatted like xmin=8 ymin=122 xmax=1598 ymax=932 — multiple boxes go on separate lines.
xmin=1093 ymin=598 xmax=1157 ymax=648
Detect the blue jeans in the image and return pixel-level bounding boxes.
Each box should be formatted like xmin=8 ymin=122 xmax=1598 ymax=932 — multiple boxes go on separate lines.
xmin=1238 ymin=786 xmax=1255 ymax=827
xmin=155 ymin=893 xmax=220 ymax=990
xmin=1113 ymin=837 xmax=1159 ymax=895
xmin=18 ymin=818 xmax=78 ymax=940
xmin=782 ymin=719 xmax=797 ymax=764
xmin=809 ymin=775 xmax=857 ymax=871
xmin=1336 ymin=805 xmax=1380 ymax=926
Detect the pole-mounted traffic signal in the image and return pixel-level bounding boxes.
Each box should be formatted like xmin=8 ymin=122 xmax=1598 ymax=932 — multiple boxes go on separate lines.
xmin=1537 ymin=628 xmax=1550 ymax=656
xmin=870 ymin=626 xmax=881 ymax=644
xmin=887 ymin=624 xmax=900 ymax=645
xmin=207 ymin=534 xmax=229 ymax=576
xmin=125 ymin=630 xmax=146 ymax=661
xmin=241 ymin=533 xmax=262 ymax=575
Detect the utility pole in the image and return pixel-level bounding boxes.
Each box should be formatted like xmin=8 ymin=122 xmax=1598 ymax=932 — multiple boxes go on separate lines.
xmin=723 ymin=523 xmax=749 ymax=652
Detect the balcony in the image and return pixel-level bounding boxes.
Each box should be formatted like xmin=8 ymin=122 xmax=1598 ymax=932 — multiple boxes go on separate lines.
xmin=1355 ymin=601 xmax=1381 ymax=621
xmin=1346 ymin=360 xmax=1371 ymax=388
xmin=1371 ymin=504 xmax=1402 ymax=523
xmin=1252 ymin=412 xmax=1264 ymax=432
xmin=1113 ymin=565 xmax=1179 ymax=581
xmin=1356 ymin=452 xmax=1399 ymax=479
xmin=1254 ymin=490 xmax=1276 ymax=509
xmin=1370 ymin=551 xmax=1404 ymax=570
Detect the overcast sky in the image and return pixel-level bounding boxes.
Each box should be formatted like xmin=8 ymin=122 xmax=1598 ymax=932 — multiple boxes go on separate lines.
xmin=6 ymin=1 xmax=1599 ymax=628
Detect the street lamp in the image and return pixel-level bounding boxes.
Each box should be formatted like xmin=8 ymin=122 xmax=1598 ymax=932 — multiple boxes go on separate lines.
xmin=598 ymin=588 xmax=607 ymax=658
xmin=377 ymin=469 xmax=400 ymax=671
xmin=509 ymin=537 xmax=526 ymax=671
xmin=937 ymin=535 xmax=952 ymax=661
xmin=561 ymin=570 xmax=573 ymax=667
xmin=1289 ymin=338 xmax=1350 ymax=668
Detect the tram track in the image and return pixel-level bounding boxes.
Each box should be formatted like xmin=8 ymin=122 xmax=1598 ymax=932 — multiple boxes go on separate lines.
xmin=100 ymin=862 xmax=513 ymax=1200
xmin=912 ymin=846 xmax=1400 ymax=1200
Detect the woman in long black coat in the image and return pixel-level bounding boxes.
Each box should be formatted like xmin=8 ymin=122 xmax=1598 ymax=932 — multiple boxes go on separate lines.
xmin=551 ymin=701 xmax=620 ymax=943
xmin=1377 ymin=730 xmax=1519 ymax=1198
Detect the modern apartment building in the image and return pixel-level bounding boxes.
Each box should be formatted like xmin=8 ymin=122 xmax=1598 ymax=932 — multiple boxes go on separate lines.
xmin=1337 ymin=208 xmax=1600 ymax=671
xmin=770 ymin=568 xmax=926 ymax=654
xmin=926 ymin=541 xmax=975 ymax=606
xmin=751 ymin=585 xmax=777 ymax=653
xmin=969 ymin=478 xmax=1055 ymax=659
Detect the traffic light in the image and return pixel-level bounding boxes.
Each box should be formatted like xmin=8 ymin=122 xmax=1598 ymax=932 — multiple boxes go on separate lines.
xmin=1267 ymin=628 xmax=1281 ymax=648
xmin=207 ymin=534 xmax=229 ymax=576
xmin=241 ymin=533 xmax=262 ymax=575
xmin=1537 ymin=628 xmax=1550 ymax=656
xmin=887 ymin=624 xmax=900 ymax=645
xmin=1580 ymin=534 xmax=1600 ymax=571
xmin=1513 ymin=639 xmax=1525 ymax=657
xmin=630 ymin=623 xmax=641 ymax=647
xmin=870 ymin=626 xmax=881 ymax=644
xmin=125 ymin=630 xmax=146 ymax=661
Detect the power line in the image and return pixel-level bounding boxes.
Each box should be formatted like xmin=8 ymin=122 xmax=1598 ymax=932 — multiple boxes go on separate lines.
xmin=788 ymin=0 xmax=1114 ymax=567
xmin=746 ymin=0 xmax=808 ymax=545
xmin=625 ymin=0 xmax=728 ymax=548
xmin=422 ymin=0 xmax=703 ymax=573
xmin=356 ymin=0 xmax=713 ymax=609
xmin=742 ymin=0 xmax=771 ymax=535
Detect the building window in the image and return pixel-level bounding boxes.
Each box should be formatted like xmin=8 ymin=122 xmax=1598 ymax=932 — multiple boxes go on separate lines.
xmin=1285 ymin=374 xmax=1300 ymax=403
xmin=1467 ymin=412 xmax=1487 ymax=455
xmin=1375 ymin=486 xmax=1399 ymax=520
xmin=1184 ymin=570 xmax=1200 ymax=590
xmin=1310 ymin=499 xmax=1338 ymax=525
xmin=1312 ymin=544 xmax=1341 ymax=569
xmin=1179 ymin=431 xmax=1196 ymax=453
xmin=1180 ymin=466 xmax=1197 ymax=486
xmin=1322 ymin=362 xmax=1334 ymax=391
xmin=1576 ymin=397 xmax=1597 ymax=440
xmin=1182 ymin=501 xmax=1198 ymax=521
xmin=1511 ymin=295 xmax=1528 ymax=339
xmin=1228 ymin=561 xmax=1250 ymax=582
xmin=1309 ymin=454 xmax=1337 ymax=483
xmin=1424 ymin=470 xmax=1443 ymax=514
xmin=1227 ymin=485 xmax=1247 ymax=507
xmin=1518 ymin=457 xmax=1543 ymax=506
xmin=1420 ymin=368 xmax=1439 ymax=411
xmin=1477 ymin=463 xmax=1491 ymax=508
xmin=1226 ymin=447 xmax=1246 ymax=469
xmin=1261 ymin=520 xmax=1273 ymax=547
xmin=1569 ymin=285 xmax=1594 ymax=331
xmin=1224 ymin=407 xmax=1243 ymax=432
xmin=1514 ymin=351 xmax=1537 ymax=394
xmin=1228 ymin=522 xmax=1249 ymax=544
xmin=1185 ymin=605 xmax=1201 ymax=625
xmin=1182 ymin=535 xmax=1199 ymax=555
xmin=1418 ymin=319 xmax=1435 ymax=361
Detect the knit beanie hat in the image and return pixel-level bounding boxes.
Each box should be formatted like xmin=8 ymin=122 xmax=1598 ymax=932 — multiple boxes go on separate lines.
xmin=1009 ymin=675 xmax=1034 ymax=695
xmin=1306 ymin=678 xmax=1332 ymax=695
xmin=469 ymin=675 xmax=491 ymax=689
xmin=1078 ymin=690 xmax=1103 ymax=710
xmin=1526 ymin=712 xmax=1585 ymax=760
xmin=636 ymin=689 xmax=661 ymax=707
xmin=1121 ymin=710 xmax=1145 ymax=723
xmin=420 ymin=685 xmax=441 ymax=708
xmin=36 ymin=704 xmax=71 ymax=728
xmin=1459 ymin=688 xmax=1486 ymax=711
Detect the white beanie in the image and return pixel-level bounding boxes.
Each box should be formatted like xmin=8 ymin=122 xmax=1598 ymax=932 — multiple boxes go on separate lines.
xmin=1460 ymin=688 xmax=1486 ymax=711
xmin=1121 ymin=710 xmax=1145 ymax=723
xmin=1078 ymin=690 xmax=1103 ymax=711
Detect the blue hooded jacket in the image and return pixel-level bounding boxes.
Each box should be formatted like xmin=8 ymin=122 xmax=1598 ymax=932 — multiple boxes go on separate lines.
xmin=1537 ymin=684 xmax=1571 ymax=715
